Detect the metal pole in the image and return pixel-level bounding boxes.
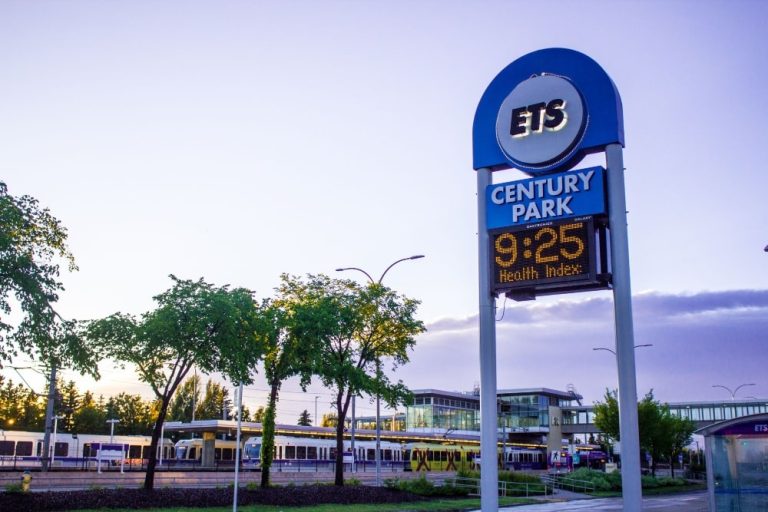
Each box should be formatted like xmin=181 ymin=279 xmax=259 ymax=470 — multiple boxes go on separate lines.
xmin=41 ymin=364 xmax=57 ymax=472
xmin=375 ymin=361 xmax=381 ymax=486
xmin=477 ymin=166 xmax=499 ymax=512
xmin=233 ymin=383 xmax=243 ymax=512
xmin=159 ymin=422 xmax=165 ymax=467
xmin=52 ymin=415 xmax=59 ymax=466
xmin=350 ymin=395 xmax=356 ymax=473
xmin=605 ymin=143 xmax=642 ymax=511
xmin=314 ymin=396 xmax=319 ymax=426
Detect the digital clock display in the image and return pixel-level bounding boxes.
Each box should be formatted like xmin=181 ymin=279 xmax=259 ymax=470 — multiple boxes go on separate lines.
xmin=491 ymin=216 xmax=604 ymax=297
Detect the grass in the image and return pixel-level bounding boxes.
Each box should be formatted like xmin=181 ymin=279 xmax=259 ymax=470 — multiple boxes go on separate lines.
xmin=73 ymin=496 xmax=538 ymax=512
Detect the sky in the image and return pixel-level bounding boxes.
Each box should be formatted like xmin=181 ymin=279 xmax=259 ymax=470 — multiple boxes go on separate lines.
xmin=2 ymin=0 xmax=768 ymax=425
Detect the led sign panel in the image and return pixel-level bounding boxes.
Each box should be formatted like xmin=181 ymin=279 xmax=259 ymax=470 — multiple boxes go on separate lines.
xmin=490 ymin=216 xmax=609 ymax=298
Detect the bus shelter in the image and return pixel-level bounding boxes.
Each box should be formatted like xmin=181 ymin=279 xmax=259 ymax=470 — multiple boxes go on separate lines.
xmin=697 ymin=413 xmax=768 ymax=511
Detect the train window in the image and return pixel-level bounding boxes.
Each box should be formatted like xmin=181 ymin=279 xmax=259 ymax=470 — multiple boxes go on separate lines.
xmin=17 ymin=441 xmax=33 ymax=457
xmin=285 ymin=446 xmax=296 ymax=459
xmin=189 ymin=447 xmax=198 ymax=460
xmin=222 ymin=448 xmax=233 ymax=460
xmin=384 ymin=450 xmax=392 ymax=461
xmin=367 ymin=448 xmax=375 ymax=460
xmin=330 ymin=448 xmax=336 ymax=460
xmin=0 ymin=441 xmax=13 ymax=456
xmin=455 ymin=451 xmax=461 ymax=461
xmin=297 ymin=446 xmax=306 ymax=459
xmin=54 ymin=442 xmax=68 ymax=457
xmin=441 ymin=451 xmax=447 ymax=462
xmin=277 ymin=446 xmax=282 ymax=459
xmin=215 ymin=448 xmax=222 ymax=460
xmin=129 ymin=445 xmax=142 ymax=458
xmin=307 ymin=446 xmax=317 ymax=459
xmin=427 ymin=451 xmax=433 ymax=461
xmin=403 ymin=449 xmax=411 ymax=461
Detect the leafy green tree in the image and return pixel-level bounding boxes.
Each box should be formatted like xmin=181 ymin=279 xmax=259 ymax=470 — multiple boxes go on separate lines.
xmin=196 ymin=379 xmax=232 ymax=420
xmin=86 ymin=275 xmax=264 ymax=490
xmin=283 ymin=274 xmax=424 ymax=486
xmin=0 ymin=183 xmax=98 ymax=376
xmin=298 ymin=409 xmax=312 ymax=426
xmin=320 ymin=412 xmax=338 ymax=428
xmin=252 ymin=406 xmax=266 ymax=423
xmin=109 ymin=392 xmax=154 ymax=435
xmin=253 ymin=287 xmax=317 ymax=488
xmin=73 ymin=392 xmax=106 ymax=434
xmin=168 ymin=375 xmax=201 ymax=423
xmin=593 ymin=389 xmax=695 ymax=476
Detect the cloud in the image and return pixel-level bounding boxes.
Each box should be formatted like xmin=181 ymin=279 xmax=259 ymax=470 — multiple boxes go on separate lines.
xmin=403 ymin=289 xmax=768 ymax=404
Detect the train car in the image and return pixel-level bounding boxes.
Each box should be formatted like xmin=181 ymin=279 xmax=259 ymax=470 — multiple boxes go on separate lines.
xmin=503 ymin=446 xmax=546 ymax=470
xmin=174 ymin=438 xmax=240 ymax=464
xmin=575 ymin=449 xmax=608 ymax=469
xmin=0 ymin=430 xmax=174 ymax=470
xmin=404 ymin=442 xmax=480 ymax=472
xmin=242 ymin=435 xmax=403 ymax=470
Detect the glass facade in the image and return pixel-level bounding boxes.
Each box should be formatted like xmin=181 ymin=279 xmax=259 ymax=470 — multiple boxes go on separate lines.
xmin=406 ymin=393 xmax=480 ymax=432
xmin=498 ymin=394 xmax=551 ymax=430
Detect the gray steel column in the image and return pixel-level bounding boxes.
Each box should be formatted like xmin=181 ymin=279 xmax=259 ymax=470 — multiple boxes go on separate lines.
xmin=41 ymin=363 xmax=57 ymax=472
xmin=605 ymin=144 xmax=642 ymax=511
xmin=477 ymin=166 xmax=499 ymax=511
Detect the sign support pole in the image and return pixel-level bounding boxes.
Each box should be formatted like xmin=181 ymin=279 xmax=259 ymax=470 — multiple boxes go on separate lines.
xmin=477 ymin=166 xmax=499 ymax=512
xmin=605 ymin=143 xmax=642 ymax=512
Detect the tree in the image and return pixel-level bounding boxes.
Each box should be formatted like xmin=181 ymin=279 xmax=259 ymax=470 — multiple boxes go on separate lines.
xmin=168 ymin=375 xmax=201 ymax=423
xmin=86 ymin=275 xmax=264 ymax=490
xmin=0 ymin=182 xmax=95 ymax=371
xmin=283 ymin=274 xmax=424 ymax=486
xmin=593 ymin=389 xmax=694 ymax=477
xmin=252 ymin=406 xmax=266 ymax=423
xmin=196 ymin=379 xmax=232 ymax=420
xmin=252 ymin=288 xmax=317 ymax=488
xmin=298 ymin=410 xmax=312 ymax=426
xmin=320 ymin=412 xmax=338 ymax=428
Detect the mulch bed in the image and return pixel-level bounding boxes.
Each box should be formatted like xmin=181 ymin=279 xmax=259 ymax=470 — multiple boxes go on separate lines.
xmin=0 ymin=485 xmax=423 ymax=511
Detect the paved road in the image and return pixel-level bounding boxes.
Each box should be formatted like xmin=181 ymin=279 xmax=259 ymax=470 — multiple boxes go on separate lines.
xmin=473 ymin=491 xmax=708 ymax=511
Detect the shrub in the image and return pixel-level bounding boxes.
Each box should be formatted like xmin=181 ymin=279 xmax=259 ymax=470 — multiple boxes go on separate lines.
xmin=385 ymin=475 xmax=468 ymax=497
xmin=4 ymin=483 xmax=23 ymax=493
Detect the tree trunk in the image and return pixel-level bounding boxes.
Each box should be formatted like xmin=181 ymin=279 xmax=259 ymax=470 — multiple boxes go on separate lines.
xmin=260 ymin=383 xmax=279 ymax=488
xmin=670 ymin=452 xmax=675 ymax=478
xmin=334 ymin=416 xmax=345 ymax=486
xmin=144 ymin=401 xmax=170 ymax=491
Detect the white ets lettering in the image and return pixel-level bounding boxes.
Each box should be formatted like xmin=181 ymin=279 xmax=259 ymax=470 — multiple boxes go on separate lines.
xmin=490 ymin=169 xmax=596 ymax=223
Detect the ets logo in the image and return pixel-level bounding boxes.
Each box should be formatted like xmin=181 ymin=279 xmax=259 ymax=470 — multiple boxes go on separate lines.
xmin=510 ymin=99 xmax=568 ymax=138
xmin=495 ymin=74 xmax=586 ymax=174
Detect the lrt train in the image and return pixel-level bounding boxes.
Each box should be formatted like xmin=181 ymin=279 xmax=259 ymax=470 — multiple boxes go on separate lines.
xmin=0 ymin=430 xmax=175 ymax=470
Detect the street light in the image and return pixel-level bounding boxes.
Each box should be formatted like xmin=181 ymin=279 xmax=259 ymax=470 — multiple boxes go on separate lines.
xmin=712 ymin=383 xmax=756 ymax=400
xmin=336 ymin=254 xmax=424 ymax=487
xmin=592 ymin=344 xmax=653 ymax=355
xmin=51 ymin=415 xmax=64 ymax=466
xmin=106 ymin=419 xmax=120 ymax=443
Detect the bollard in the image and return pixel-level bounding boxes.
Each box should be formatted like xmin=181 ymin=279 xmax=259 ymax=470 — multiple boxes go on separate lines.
xmin=20 ymin=469 xmax=32 ymax=492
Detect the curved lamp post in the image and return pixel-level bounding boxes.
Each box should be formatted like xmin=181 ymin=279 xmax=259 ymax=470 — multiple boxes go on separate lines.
xmin=593 ymin=344 xmax=653 ymax=355
xmin=336 ymin=254 xmax=424 ymax=486
xmin=712 ymin=383 xmax=756 ymax=400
